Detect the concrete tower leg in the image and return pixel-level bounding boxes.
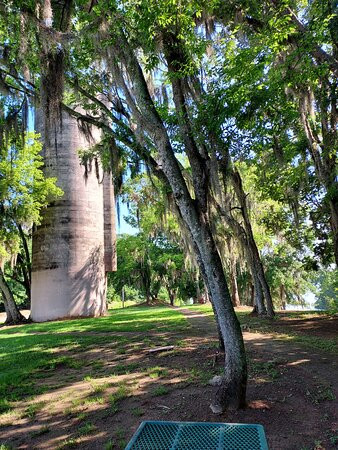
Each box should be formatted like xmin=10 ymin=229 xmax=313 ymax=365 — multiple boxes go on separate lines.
xmin=31 ymin=111 xmax=114 ymax=322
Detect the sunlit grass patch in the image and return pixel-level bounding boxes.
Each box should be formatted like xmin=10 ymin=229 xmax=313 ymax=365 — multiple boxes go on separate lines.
xmin=2 ymin=307 xmax=186 ymax=335
xmin=107 ymin=381 xmax=132 ymax=415
xmin=147 ymin=366 xmax=169 ymax=378
xmin=0 ymin=306 xmax=186 ymax=413
xmin=23 ymin=401 xmax=46 ymax=419
xmin=57 ymin=437 xmax=80 ymax=449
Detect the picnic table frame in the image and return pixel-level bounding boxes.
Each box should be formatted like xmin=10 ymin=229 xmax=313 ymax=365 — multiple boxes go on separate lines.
xmin=125 ymin=420 xmax=269 ymax=450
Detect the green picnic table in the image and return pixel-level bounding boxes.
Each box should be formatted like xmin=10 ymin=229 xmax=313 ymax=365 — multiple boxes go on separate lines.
xmin=125 ymin=420 xmax=269 ymax=450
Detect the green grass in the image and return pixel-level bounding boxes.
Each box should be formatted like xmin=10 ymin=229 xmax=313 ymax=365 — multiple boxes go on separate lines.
xmin=147 ymin=366 xmax=169 ymax=378
xmin=184 ymin=367 xmax=214 ymax=385
xmin=57 ymin=437 xmax=79 ymax=449
xmin=104 ymin=439 xmax=114 ymax=450
xmin=2 ymin=307 xmax=186 ymax=335
xmin=77 ymin=422 xmax=96 ymax=436
xmin=131 ymin=407 xmax=144 ymax=417
xmin=108 ymin=382 xmax=131 ymax=414
xmin=305 ymin=384 xmax=336 ymax=404
xmin=0 ymin=306 xmax=186 ymax=413
xmin=184 ymin=305 xmax=338 ymax=353
xmin=23 ymin=401 xmax=46 ymax=418
xmin=248 ymin=359 xmax=281 ymax=381
xmin=152 ymin=385 xmax=169 ymax=396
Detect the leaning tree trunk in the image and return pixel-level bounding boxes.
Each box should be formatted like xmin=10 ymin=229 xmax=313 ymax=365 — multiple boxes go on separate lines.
xmin=0 ymin=268 xmax=27 ymax=325
xmin=298 ymin=88 xmax=338 ymax=267
xmin=110 ymin=31 xmax=247 ymax=411
xmin=226 ymin=238 xmax=240 ymax=307
xmin=230 ymin=269 xmax=241 ymax=308
xmin=280 ymin=285 xmax=286 ymax=310
xmin=231 ymin=169 xmax=275 ymax=317
xmin=329 ymin=198 xmax=338 ymax=267
xmin=208 ymin=294 xmax=225 ymax=352
xmin=251 ymin=270 xmax=266 ymax=315
xmin=217 ymin=203 xmax=267 ymax=316
xmin=195 ymin=222 xmax=247 ymax=412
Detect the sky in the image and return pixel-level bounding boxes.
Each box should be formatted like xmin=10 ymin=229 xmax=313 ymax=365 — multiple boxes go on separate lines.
xmin=117 ymin=201 xmax=138 ymax=235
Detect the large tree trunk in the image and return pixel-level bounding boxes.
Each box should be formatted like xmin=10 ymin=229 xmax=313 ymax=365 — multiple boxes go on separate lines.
xmin=329 ymin=198 xmax=338 ymax=267
xmin=226 ymin=238 xmax=240 ymax=307
xmin=251 ymin=270 xmax=266 ymax=315
xmin=231 ymin=169 xmax=275 ymax=317
xmin=30 ymin=2 xmax=116 ymax=322
xmin=280 ymin=285 xmax=286 ymax=310
xmin=168 ymin=290 xmax=175 ymax=306
xmin=110 ymin=30 xmax=247 ymax=411
xmin=195 ymin=224 xmax=246 ymax=411
xmin=0 ymin=268 xmax=27 ymax=325
xmin=298 ymin=88 xmax=337 ymax=267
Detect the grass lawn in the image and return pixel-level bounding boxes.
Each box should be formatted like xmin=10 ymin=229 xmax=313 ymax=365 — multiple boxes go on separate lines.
xmin=0 ymin=304 xmax=337 ymax=450
xmin=0 ymin=307 xmax=187 ymax=413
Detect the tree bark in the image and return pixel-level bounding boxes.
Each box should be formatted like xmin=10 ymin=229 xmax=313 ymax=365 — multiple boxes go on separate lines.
xmin=251 ymin=270 xmax=266 ymax=315
xmin=230 ymin=262 xmax=240 ymax=307
xmin=249 ymin=282 xmax=254 ymax=306
xmin=298 ymin=86 xmax=337 ymax=266
xmin=108 ymin=29 xmax=247 ymax=411
xmin=329 ymin=198 xmax=338 ymax=267
xmin=16 ymin=254 xmax=31 ymax=303
xmin=231 ymin=169 xmax=275 ymax=317
xmin=208 ymin=295 xmax=225 ymax=352
xmin=0 ymin=268 xmax=27 ymax=325
xmin=214 ymin=196 xmax=267 ymax=316
xmin=17 ymin=224 xmax=31 ymax=285
xmin=280 ymin=285 xmax=286 ymax=310
xmin=226 ymin=238 xmax=240 ymax=307
xmin=168 ymin=290 xmax=175 ymax=306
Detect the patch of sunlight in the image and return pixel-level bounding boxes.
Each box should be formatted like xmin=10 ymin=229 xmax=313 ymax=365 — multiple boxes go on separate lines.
xmin=287 ymin=359 xmax=311 ymax=366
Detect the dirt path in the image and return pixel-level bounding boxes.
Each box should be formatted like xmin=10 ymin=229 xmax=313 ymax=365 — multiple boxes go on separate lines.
xmin=1 ymin=309 xmax=337 ymax=450
xmin=180 ymin=308 xmax=338 ymax=450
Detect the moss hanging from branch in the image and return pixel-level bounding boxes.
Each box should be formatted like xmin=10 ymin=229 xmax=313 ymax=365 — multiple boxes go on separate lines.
xmin=40 ymin=47 xmax=65 ymax=137
xmin=38 ymin=0 xmax=73 ymax=140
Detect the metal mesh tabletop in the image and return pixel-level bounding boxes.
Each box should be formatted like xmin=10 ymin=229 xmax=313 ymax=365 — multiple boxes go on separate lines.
xmin=125 ymin=421 xmax=269 ymax=450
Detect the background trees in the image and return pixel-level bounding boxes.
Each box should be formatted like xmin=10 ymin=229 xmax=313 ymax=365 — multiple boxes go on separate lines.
xmin=110 ymin=233 xmax=198 ymax=306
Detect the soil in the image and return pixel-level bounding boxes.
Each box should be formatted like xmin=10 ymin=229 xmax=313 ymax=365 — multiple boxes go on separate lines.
xmin=1 ymin=309 xmax=337 ymax=450
xmin=265 ymin=312 xmax=338 ymax=339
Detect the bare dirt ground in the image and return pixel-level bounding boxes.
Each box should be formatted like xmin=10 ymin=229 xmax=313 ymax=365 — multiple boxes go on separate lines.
xmin=1 ymin=309 xmax=337 ymax=450
xmin=262 ymin=311 xmax=338 ymax=339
